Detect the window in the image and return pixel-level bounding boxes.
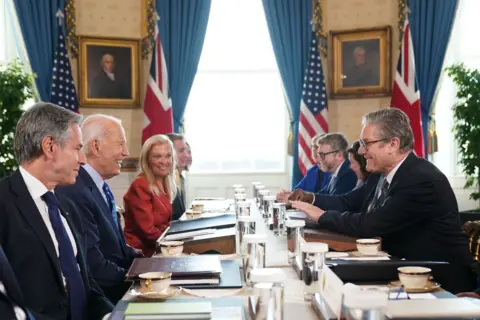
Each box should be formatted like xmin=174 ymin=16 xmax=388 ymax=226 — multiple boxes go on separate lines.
xmin=183 ymin=0 xmax=287 ymax=174
xmin=433 ymin=0 xmax=480 ymax=177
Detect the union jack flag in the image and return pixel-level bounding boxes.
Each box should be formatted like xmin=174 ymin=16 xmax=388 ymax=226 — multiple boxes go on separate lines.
xmin=298 ymin=32 xmax=328 ymax=175
xmin=142 ymin=20 xmax=173 ymax=144
xmin=391 ymin=17 xmax=424 ymax=157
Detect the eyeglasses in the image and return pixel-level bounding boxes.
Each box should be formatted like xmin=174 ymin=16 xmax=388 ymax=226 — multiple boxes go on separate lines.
xmin=359 ymin=139 xmax=387 ymax=150
xmin=316 ymin=150 xmax=339 ymax=159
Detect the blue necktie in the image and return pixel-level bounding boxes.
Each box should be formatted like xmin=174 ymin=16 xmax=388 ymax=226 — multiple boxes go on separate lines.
xmin=42 ymin=192 xmax=86 ymax=320
xmin=102 ymin=182 xmax=119 ymax=229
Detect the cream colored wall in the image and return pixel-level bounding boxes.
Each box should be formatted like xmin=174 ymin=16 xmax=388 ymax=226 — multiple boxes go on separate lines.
xmin=72 ymin=0 xmax=149 ymax=159
xmin=323 ymin=0 xmax=399 ymax=143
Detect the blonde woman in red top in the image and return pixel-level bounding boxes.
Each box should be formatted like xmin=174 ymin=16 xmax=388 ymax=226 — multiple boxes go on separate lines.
xmin=123 ymin=134 xmax=177 ymax=257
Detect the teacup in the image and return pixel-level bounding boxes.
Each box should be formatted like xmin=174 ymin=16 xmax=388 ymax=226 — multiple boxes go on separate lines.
xmin=356 ymin=238 xmax=381 ymax=255
xmin=159 ymin=241 xmax=184 ymax=256
xmin=139 ymin=272 xmax=172 ymax=293
xmin=397 ymin=266 xmax=431 ymax=289
xmin=191 ymin=203 xmax=204 ymax=212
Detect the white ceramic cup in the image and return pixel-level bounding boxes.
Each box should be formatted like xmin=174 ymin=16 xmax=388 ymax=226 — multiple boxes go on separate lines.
xmin=159 ymin=241 xmax=184 ymax=256
xmin=397 ymin=266 xmax=431 ymax=289
xmin=139 ymin=272 xmax=172 ymax=292
xmin=356 ymin=238 xmax=381 ymax=255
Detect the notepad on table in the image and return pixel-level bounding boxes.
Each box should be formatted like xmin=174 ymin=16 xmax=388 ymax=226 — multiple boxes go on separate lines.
xmin=163 ymin=229 xmax=216 ymax=241
xmin=124 ymin=301 xmax=212 ymax=320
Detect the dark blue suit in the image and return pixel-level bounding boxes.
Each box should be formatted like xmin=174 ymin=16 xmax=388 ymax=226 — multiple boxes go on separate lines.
xmin=294 ymin=166 xmax=331 ymax=193
xmin=318 ymin=160 xmax=357 ymax=195
xmin=0 ymin=246 xmax=31 ymax=319
xmin=56 ymin=167 xmax=140 ymax=304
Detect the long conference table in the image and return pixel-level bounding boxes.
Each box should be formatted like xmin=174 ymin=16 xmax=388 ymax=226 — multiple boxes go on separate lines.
xmin=109 ymin=199 xmax=463 ymax=320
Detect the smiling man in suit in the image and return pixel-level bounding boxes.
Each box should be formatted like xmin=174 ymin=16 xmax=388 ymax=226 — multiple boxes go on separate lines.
xmin=56 ymin=114 xmax=140 ymax=304
xmin=0 ymin=103 xmax=113 ymax=319
xmin=289 ymin=108 xmax=477 ymax=293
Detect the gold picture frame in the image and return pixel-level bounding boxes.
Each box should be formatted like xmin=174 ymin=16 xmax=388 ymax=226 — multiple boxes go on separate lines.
xmin=329 ymin=26 xmax=392 ymax=99
xmin=78 ymin=36 xmax=140 ymax=108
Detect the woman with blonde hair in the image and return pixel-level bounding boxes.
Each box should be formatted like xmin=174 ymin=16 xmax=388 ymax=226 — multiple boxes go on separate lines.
xmin=123 ymin=134 xmax=177 ymax=256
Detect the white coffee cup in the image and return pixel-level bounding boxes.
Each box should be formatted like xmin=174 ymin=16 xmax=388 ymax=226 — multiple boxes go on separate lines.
xmin=397 ymin=266 xmax=431 ymax=289
xmin=159 ymin=241 xmax=184 ymax=256
xmin=139 ymin=272 xmax=172 ymax=292
xmin=356 ymin=239 xmax=381 ymax=255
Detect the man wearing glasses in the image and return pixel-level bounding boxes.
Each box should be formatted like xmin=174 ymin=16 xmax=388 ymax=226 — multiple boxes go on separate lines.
xmin=314 ymin=133 xmax=357 ymax=195
xmin=289 ymin=108 xmax=476 ymax=294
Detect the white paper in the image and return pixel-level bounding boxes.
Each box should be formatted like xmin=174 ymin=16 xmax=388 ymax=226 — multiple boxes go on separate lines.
xmin=389 ymin=292 xmax=408 ymax=299
xmin=408 ymin=293 xmax=437 ymax=300
xmin=163 ymin=229 xmax=216 ymax=241
xmin=211 ymin=307 xmax=242 ymax=320
xmin=338 ymin=256 xmax=390 ymax=261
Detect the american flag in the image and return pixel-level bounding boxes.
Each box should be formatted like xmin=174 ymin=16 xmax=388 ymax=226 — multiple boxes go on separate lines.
xmin=50 ymin=25 xmax=79 ymax=113
xmin=298 ymin=32 xmax=328 ymax=175
xmin=142 ymin=22 xmax=173 ymax=144
xmin=391 ymin=17 xmax=424 ymax=157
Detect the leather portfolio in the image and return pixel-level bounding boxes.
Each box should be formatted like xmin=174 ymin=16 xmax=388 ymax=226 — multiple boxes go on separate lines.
xmin=167 ymin=214 xmax=236 ymax=235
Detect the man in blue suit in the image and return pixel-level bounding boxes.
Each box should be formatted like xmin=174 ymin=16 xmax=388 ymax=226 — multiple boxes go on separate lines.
xmin=315 ymin=132 xmax=357 ymax=195
xmin=0 ymin=246 xmax=33 ymax=319
xmin=56 ymin=114 xmax=140 ymax=304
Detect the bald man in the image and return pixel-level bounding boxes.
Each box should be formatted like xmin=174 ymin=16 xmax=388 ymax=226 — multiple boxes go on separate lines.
xmin=56 ymin=114 xmax=141 ymax=304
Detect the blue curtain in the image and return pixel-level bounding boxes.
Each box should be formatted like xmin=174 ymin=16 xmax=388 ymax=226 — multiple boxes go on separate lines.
xmin=157 ymin=0 xmax=212 ymax=133
xmin=262 ymin=0 xmax=312 ymax=187
xmin=408 ymin=0 xmax=458 ymax=153
xmin=13 ymin=0 xmax=64 ymax=101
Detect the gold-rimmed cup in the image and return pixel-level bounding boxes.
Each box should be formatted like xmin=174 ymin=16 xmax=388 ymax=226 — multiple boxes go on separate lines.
xmin=139 ymin=272 xmax=172 ymax=293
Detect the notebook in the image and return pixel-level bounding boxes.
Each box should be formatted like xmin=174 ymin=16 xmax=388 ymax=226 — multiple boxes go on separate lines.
xmin=126 ymin=255 xmax=222 ymax=279
xmin=124 ymin=301 xmax=212 ymax=320
xmin=181 ymin=260 xmax=242 ymax=289
xmin=167 ymin=215 xmax=236 ymax=235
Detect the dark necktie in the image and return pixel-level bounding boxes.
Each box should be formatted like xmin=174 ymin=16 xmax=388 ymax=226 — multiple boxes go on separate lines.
xmin=102 ymin=182 xmax=119 ymax=230
xmin=41 ymin=192 xmax=86 ymax=320
xmin=367 ymin=177 xmax=390 ymax=212
xmin=327 ymin=176 xmax=336 ymax=193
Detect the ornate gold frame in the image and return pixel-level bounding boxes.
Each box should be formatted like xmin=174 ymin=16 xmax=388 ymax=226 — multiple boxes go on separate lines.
xmin=329 ymin=26 xmax=392 ymax=99
xmin=78 ymin=36 xmax=141 ymax=108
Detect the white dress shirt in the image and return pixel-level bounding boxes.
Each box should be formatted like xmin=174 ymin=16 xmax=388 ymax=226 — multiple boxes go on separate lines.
xmin=0 ymin=282 xmax=26 ymax=320
xmin=19 ymin=167 xmax=78 ymax=286
xmin=385 ymin=154 xmax=409 ymax=184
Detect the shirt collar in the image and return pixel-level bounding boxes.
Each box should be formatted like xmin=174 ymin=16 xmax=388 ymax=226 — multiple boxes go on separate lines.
xmin=83 ymin=164 xmax=105 ymax=190
xmin=385 ymin=154 xmax=409 ymax=184
xmin=332 ymin=160 xmax=345 ymax=178
xmin=19 ymin=166 xmax=50 ymax=199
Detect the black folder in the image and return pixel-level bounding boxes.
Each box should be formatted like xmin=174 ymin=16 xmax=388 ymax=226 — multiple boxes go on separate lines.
xmin=167 ymin=214 xmax=236 ymax=235
xmin=181 ymin=260 xmax=242 ymax=289
xmin=326 ymin=260 xmax=450 ymax=283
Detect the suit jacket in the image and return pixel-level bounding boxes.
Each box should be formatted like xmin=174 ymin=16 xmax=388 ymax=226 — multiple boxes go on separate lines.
xmin=172 ymin=174 xmax=186 ymax=221
xmin=123 ymin=175 xmax=172 ymax=257
xmin=319 ymin=160 xmax=357 ymax=195
xmin=89 ymin=71 xmax=130 ymax=99
xmin=293 ymin=165 xmax=331 ymax=193
xmin=56 ymin=167 xmax=140 ymax=304
xmin=0 ymin=246 xmax=30 ymax=319
xmin=0 ymin=170 xmax=113 ymax=320
xmin=314 ymin=153 xmax=476 ymax=292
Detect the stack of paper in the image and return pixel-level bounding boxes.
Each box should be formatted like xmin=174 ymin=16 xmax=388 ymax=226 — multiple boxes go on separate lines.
xmin=124 ymin=301 xmax=212 ymax=319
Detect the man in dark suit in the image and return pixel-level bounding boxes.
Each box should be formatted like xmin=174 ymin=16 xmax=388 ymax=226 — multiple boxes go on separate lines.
xmin=167 ymin=134 xmax=189 ymax=220
xmin=57 ymin=114 xmax=140 ymax=304
xmin=315 ymin=133 xmax=357 ymax=195
xmin=89 ymin=53 xmax=130 ymax=99
xmin=0 ymin=246 xmax=33 ymax=319
xmin=290 ymin=108 xmax=477 ymax=293
xmin=0 ymin=103 xmax=113 ymax=319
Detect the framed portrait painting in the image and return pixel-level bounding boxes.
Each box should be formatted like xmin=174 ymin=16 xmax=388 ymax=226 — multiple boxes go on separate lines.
xmin=329 ymin=26 xmax=392 ymax=99
xmin=78 ymin=37 xmax=140 ymax=108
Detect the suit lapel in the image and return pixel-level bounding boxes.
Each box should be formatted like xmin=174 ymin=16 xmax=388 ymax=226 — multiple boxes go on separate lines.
xmin=10 ymin=171 xmax=64 ymax=289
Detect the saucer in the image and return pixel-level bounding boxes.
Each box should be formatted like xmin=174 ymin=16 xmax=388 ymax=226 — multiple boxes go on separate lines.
xmin=350 ymin=250 xmax=389 ymax=257
xmin=389 ymin=280 xmax=441 ymax=293
xmin=129 ymin=286 xmax=180 ymax=300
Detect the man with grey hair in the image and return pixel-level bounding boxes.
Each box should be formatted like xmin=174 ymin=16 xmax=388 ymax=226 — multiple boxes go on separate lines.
xmin=289 ymin=108 xmax=476 ymax=293
xmin=0 ymin=103 xmax=113 ymax=319
xmin=90 ymin=53 xmax=130 ymax=99
xmin=56 ymin=114 xmax=139 ymax=304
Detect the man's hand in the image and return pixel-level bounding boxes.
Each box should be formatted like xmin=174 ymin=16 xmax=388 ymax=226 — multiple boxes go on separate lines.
xmin=288 ymin=189 xmax=314 ymax=203
xmin=290 ymin=200 xmax=325 ymax=222
xmin=456 ymin=292 xmax=480 ymax=299
xmin=276 ymin=189 xmax=291 ymax=203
